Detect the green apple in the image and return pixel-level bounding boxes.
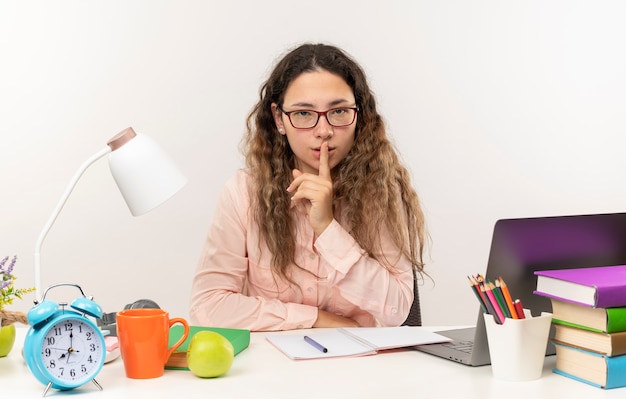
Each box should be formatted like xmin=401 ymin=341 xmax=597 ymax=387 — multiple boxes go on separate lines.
xmin=0 ymin=323 xmax=16 ymax=357
xmin=186 ymin=331 xmax=234 ymax=378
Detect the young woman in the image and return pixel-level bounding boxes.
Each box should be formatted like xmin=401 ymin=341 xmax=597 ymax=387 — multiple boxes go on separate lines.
xmin=189 ymin=43 xmax=427 ymax=331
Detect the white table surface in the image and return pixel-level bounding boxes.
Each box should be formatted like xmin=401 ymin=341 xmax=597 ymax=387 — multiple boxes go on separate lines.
xmin=1 ymin=326 xmax=623 ymax=398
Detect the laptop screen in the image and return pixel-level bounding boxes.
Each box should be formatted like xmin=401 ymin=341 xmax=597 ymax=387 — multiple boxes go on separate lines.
xmin=484 ymin=212 xmax=626 ymax=320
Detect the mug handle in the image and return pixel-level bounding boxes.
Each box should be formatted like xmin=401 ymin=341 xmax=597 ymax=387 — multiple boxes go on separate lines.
xmin=166 ymin=317 xmax=190 ymax=360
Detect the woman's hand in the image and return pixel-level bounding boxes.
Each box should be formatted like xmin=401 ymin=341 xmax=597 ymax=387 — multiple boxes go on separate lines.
xmin=287 ymin=142 xmax=334 ymax=236
xmin=313 ymin=309 xmax=360 ymax=328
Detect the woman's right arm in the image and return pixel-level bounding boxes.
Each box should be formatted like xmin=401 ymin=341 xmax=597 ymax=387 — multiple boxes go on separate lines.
xmin=188 ymin=171 xmax=319 ymax=331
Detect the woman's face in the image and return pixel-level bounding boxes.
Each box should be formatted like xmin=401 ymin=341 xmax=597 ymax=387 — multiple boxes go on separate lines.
xmin=272 ymin=70 xmax=357 ymax=175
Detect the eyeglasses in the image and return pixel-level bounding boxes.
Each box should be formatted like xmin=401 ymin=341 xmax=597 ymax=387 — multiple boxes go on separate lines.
xmin=279 ymin=106 xmax=358 ymax=129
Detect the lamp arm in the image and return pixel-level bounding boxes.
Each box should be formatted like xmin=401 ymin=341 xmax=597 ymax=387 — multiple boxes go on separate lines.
xmin=34 ymin=146 xmax=112 ymax=301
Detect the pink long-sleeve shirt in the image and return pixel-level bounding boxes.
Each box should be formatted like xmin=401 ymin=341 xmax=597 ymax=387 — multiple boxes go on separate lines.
xmin=189 ymin=169 xmax=414 ymax=331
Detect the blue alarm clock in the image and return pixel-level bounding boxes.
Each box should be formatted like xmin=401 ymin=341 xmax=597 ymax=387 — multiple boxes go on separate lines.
xmin=24 ymin=283 xmax=106 ymax=396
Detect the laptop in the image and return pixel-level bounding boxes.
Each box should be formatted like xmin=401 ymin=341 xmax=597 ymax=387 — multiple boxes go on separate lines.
xmin=416 ymin=212 xmax=626 ymax=366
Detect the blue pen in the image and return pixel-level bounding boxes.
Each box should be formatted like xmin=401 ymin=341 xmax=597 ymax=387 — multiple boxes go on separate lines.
xmin=304 ymin=335 xmax=328 ymax=353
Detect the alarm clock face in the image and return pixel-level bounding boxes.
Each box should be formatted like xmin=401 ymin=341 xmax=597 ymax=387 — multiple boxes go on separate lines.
xmin=38 ymin=315 xmax=105 ymax=387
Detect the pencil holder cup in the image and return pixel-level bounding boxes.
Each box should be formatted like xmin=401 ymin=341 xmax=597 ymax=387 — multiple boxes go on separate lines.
xmin=483 ymin=309 xmax=552 ymax=381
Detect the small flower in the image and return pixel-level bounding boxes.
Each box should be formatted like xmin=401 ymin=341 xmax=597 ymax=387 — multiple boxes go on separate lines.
xmin=0 ymin=255 xmax=35 ymax=310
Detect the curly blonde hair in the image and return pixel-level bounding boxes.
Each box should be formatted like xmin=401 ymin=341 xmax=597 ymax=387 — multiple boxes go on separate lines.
xmin=242 ymin=43 xmax=426 ymax=285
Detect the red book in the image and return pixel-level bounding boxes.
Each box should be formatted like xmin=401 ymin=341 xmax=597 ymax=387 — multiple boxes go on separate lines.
xmin=534 ymin=265 xmax=626 ymax=308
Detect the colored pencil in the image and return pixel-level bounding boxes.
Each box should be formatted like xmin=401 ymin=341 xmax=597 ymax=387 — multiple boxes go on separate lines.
xmin=482 ymin=283 xmax=505 ymax=324
xmin=497 ymin=277 xmax=519 ymax=319
xmin=514 ymin=299 xmax=526 ymax=319
xmin=467 ymin=275 xmax=488 ymax=313
xmin=488 ymin=280 xmax=511 ymax=319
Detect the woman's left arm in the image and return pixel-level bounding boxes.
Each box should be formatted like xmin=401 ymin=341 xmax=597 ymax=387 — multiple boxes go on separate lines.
xmin=314 ymin=219 xmax=414 ymax=326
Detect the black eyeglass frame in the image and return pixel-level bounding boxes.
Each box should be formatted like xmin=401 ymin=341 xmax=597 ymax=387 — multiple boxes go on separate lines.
xmin=279 ymin=106 xmax=359 ymax=129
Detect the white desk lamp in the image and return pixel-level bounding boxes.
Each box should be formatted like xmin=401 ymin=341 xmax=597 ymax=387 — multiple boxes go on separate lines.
xmin=33 ymin=127 xmax=187 ymax=301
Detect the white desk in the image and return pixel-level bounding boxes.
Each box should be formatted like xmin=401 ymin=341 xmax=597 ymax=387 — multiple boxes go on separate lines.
xmin=1 ymin=327 xmax=622 ymax=398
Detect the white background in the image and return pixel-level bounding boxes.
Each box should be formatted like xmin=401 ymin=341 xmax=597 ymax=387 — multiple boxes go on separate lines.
xmin=2 ymin=1 xmax=625 ymax=326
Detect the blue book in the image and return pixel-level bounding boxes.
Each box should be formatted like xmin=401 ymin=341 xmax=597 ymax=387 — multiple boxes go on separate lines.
xmin=553 ymin=342 xmax=626 ymax=389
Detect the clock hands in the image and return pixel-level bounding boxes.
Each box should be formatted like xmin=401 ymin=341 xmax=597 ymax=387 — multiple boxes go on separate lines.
xmin=67 ymin=331 xmax=74 ymax=362
xmin=50 ymin=331 xmax=81 ymax=363
xmin=57 ymin=347 xmax=81 ymax=362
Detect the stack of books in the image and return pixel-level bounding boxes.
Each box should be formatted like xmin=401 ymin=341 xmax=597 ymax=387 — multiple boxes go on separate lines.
xmin=534 ymin=265 xmax=626 ymax=389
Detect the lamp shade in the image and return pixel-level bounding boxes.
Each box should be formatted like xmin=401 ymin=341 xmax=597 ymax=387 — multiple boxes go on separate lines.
xmin=107 ymin=128 xmax=187 ymax=216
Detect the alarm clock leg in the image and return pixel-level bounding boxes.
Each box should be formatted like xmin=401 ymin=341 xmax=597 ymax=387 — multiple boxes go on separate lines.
xmin=92 ymin=378 xmax=103 ymax=391
xmin=43 ymin=382 xmax=53 ymax=397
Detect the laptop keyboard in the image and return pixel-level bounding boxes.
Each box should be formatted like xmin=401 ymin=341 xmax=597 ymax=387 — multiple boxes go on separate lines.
xmin=441 ymin=340 xmax=473 ymax=354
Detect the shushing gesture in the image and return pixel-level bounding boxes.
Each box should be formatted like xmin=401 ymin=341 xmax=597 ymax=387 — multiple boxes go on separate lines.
xmin=287 ymin=142 xmax=334 ymax=236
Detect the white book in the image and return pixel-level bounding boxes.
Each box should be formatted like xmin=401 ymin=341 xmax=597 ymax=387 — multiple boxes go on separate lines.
xmin=265 ymin=327 xmax=452 ymax=360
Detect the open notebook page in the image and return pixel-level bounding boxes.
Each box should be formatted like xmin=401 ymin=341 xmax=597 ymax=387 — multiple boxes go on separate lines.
xmin=266 ymin=327 xmax=451 ymax=360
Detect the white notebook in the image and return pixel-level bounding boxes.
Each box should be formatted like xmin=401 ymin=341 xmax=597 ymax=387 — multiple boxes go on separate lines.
xmin=266 ymin=327 xmax=451 ymax=360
